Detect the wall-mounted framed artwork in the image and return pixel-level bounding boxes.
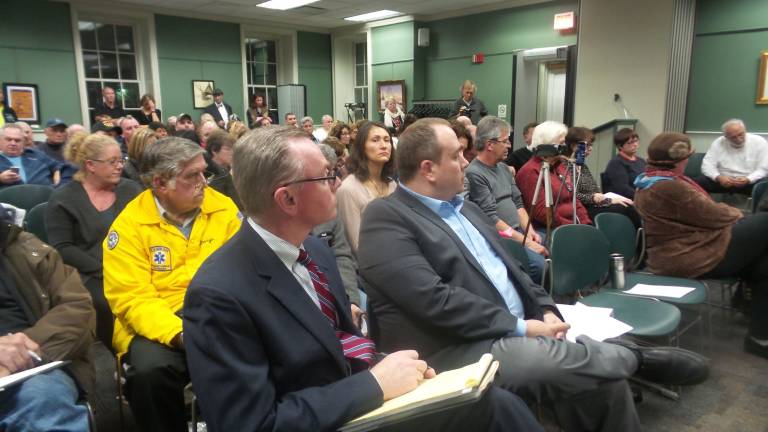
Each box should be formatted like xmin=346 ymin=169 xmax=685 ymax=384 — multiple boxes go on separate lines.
xmin=192 ymin=80 xmax=215 ymax=109
xmin=3 ymin=83 xmax=40 ymax=124
xmin=376 ymin=80 xmax=406 ymax=113
xmin=757 ymin=51 xmax=768 ymax=104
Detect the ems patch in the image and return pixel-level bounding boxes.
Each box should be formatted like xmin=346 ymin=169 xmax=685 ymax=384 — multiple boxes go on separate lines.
xmin=150 ymin=246 xmax=172 ymax=271
xmin=107 ymin=231 xmax=119 ymax=250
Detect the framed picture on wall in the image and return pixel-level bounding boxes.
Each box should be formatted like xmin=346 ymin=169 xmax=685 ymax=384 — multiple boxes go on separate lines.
xmin=192 ymin=80 xmax=216 ymax=109
xmin=757 ymin=51 xmax=768 ymax=104
xmin=3 ymin=83 xmax=40 ymax=124
xmin=376 ymin=80 xmax=406 ymax=113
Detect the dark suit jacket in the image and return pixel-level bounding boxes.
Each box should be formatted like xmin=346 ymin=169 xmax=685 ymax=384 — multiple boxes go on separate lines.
xmin=358 ymin=187 xmax=558 ymax=372
xmin=183 ymin=224 xmax=382 ymax=432
xmin=203 ymin=102 xmax=233 ymax=125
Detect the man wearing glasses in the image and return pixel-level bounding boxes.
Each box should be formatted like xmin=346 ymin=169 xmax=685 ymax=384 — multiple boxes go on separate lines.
xmin=465 ymin=116 xmax=547 ymax=283
xmin=103 ymin=136 xmax=241 ymax=432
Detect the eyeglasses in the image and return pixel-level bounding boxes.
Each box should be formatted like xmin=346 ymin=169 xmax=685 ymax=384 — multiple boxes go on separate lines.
xmin=489 ymin=138 xmax=511 ymax=145
xmin=282 ymin=171 xmax=338 ymax=188
xmin=90 ymin=156 xmax=128 ymax=167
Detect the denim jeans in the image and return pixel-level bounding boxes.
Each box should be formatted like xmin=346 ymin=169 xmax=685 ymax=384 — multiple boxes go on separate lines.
xmin=0 ymin=368 xmax=89 ymax=432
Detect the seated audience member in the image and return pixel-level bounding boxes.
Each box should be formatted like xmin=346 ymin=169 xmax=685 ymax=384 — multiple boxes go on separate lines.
xmin=383 ymin=96 xmax=405 ymax=132
xmin=635 ymin=132 xmax=768 ymax=359
xmin=38 ymin=118 xmax=77 ymax=184
xmin=183 ymin=125 xmax=543 ymax=432
xmin=357 ymin=118 xmax=710 ymax=432
xmin=173 ymin=113 xmax=195 ymax=134
xmin=167 ymin=116 xmax=178 ymax=131
xmin=284 ymin=112 xmax=298 ymax=127
xmin=603 ymin=128 xmax=645 ymax=200
xmin=516 ymin=121 xmax=591 ymax=228
xmin=465 ymin=116 xmax=547 ymax=282
xmin=66 ymin=124 xmax=86 ymax=140
xmin=564 ymin=127 xmax=640 ymax=227
xmin=206 ymin=130 xmax=235 ymax=174
xmin=336 ymin=121 xmax=396 ymax=254
xmin=301 ymin=116 xmax=318 ymax=143
xmin=246 ymin=93 xmax=274 ymax=128
xmin=313 ymin=114 xmax=333 ymax=142
xmin=46 ymin=133 xmax=142 ymax=346
xmin=103 ymin=137 xmax=241 ymax=432
xmin=452 ymin=121 xmax=476 ymax=168
xmin=148 ymin=121 xmax=169 ymax=138
xmin=330 ymin=122 xmax=352 ymax=154
xmin=198 ymin=120 xmax=218 ymax=148
xmin=91 ymin=118 xmax=123 ymax=139
xmin=15 ymin=121 xmax=38 ymax=148
xmin=0 ymin=124 xmax=61 ymax=189
xmin=122 ymin=127 xmax=157 ymax=184
xmin=93 ymin=86 xmax=126 ymax=122
xmin=507 ymin=122 xmax=539 ymax=172
xmin=117 ymin=115 xmax=139 ymax=153
xmin=136 ymin=94 xmax=162 ymax=125
xmin=226 ymin=120 xmax=247 ymax=140
xmin=323 ymin=137 xmax=348 ymax=180
xmin=350 ymin=118 xmax=368 ymax=143
xmin=696 ymin=119 xmax=768 ymax=194
xmin=0 ymin=215 xmax=95 ymax=431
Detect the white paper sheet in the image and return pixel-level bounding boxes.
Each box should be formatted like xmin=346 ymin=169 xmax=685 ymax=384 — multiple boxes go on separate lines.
xmin=0 ymin=361 xmax=66 ymax=390
xmin=557 ymin=303 xmax=633 ymax=343
xmin=624 ymin=284 xmax=695 ymax=299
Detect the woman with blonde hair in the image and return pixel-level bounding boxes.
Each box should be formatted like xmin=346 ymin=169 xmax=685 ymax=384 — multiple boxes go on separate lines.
xmin=46 ymin=132 xmax=142 ymax=345
xmin=227 ymin=120 xmax=248 ymax=140
xmin=123 ymin=127 xmax=156 ymax=184
xmin=383 ymin=96 xmax=405 ymax=131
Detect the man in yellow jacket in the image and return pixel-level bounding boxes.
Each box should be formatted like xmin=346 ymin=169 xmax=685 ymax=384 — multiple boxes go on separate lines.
xmin=103 ymin=136 xmax=240 ymax=432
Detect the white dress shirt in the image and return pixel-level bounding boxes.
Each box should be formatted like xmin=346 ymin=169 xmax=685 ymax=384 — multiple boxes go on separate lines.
xmin=216 ymin=103 xmax=229 ymax=128
xmin=702 ymin=133 xmax=768 ymax=183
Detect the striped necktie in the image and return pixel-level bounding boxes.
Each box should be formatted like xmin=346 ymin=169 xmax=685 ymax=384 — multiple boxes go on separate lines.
xmin=297 ymin=249 xmax=375 ymax=370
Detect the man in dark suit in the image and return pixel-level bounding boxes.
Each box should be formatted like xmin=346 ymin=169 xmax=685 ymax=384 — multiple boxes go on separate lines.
xmin=183 ymin=126 xmax=543 ymax=432
xmin=203 ymin=88 xmax=233 ymax=129
xmin=357 ymin=118 xmax=709 ymax=432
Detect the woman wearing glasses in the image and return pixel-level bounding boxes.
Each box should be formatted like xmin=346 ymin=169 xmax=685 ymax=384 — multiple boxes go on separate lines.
xmin=46 ymin=132 xmax=142 ymax=346
xmin=563 ymin=127 xmax=640 ymax=227
xmin=336 ymin=121 xmax=396 ymax=255
xmin=603 ymin=128 xmax=646 ymax=200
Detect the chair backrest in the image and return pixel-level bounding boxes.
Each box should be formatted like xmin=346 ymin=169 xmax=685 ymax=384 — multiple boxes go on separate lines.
xmin=683 ymin=152 xmax=705 ymax=178
xmin=23 ymin=202 xmax=48 ymax=243
xmin=501 ymin=238 xmax=531 ymax=278
xmin=751 ymin=180 xmax=768 ymax=213
xmin=0 ymin=184 xmax=53 ymax=211
xmin=594 ymin=212 xmax=637 ymax=263
xmin=548 ymin=224 xmax=610 ymax=296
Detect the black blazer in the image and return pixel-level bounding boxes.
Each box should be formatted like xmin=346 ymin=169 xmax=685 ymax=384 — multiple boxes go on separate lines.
xmin=358 ymin=187 xmax=559 ymax=371
xmin=183 ymin=224 xmax=382 ymax=432
xmin=203 ymin=102 xmax=233 ymax=125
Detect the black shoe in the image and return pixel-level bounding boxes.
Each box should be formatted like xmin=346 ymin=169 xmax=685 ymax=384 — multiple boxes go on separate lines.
xmin=744 ymin=335 xmax=768 ymax=360
xmin=605 ymin=338 xmax=710 ymax=386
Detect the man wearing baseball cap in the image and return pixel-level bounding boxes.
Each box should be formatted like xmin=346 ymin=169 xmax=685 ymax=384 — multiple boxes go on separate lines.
xmin=91 ymin=119 xmax=123 ymax=139
xmin=37 ymin=118 xmax=77 ymax=184
xmin=174 ymin=113 xmax=195 ymax=135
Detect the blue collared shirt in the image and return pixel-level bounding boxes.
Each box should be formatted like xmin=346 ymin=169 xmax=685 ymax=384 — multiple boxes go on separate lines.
xmin=399 ymin=184 xmax=527 ymax=336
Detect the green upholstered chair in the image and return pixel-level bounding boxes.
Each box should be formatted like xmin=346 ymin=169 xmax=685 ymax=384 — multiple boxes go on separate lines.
xmin=23 ymin=202 xmax=48 ymax=243
xmin=751 ymin=180 xmax=768 ymax=214
xmin=683 ymin=153 xmax=705 ymax=179
xmin=547 ymin=224 xmax=681 ymax=338
xmin=0 ymin=184 xmax=53 ymax=211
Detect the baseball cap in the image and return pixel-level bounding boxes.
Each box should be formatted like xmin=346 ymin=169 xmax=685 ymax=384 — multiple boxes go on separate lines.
xmin=45 ymin=118 xmax=67 ymax=128
xmin=91 ymin=119 xmax=123 ymax=135
xmin=212 ymin=88 xmax=224 ymax=96
xmin=148 ymin=121 xmax=167 ymax=131
xmin=177 ymin=113 xmax=193 ymax=122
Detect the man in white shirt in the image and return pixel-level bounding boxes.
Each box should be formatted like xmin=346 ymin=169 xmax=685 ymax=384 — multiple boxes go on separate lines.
xmin=312 ymin=114 xmax=333 ymax=142
xmin=698 ymin=119 xmax=768 ymax=194
xmin=203 ymin=88 xmax=233 ymax=129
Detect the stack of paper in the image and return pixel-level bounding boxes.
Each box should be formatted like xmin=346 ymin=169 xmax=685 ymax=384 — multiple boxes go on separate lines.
xmin=624 ymin=284 xmax=695 ymax=298
xmin=556 ymin=303 xmax=633 ymax=343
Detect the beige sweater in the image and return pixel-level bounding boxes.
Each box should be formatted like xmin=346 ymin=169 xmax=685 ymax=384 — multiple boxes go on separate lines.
xmin=336 ymin=175 xmax=396 ymax=255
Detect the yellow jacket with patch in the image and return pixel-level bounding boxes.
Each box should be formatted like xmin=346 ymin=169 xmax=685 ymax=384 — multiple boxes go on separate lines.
xmin=103 ymin=188 xmax=241 ymax=358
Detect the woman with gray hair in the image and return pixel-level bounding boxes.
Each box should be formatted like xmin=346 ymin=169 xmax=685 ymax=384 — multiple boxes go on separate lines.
xmin=516 ymin=121 xmax=591 ymax=230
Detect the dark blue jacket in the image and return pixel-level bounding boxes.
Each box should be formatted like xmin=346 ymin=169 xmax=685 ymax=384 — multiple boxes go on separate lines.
xmin=0 ymin=149 xmax=61 ymax=189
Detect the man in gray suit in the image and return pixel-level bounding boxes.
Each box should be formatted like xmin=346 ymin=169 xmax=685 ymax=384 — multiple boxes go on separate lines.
xmin=357 ymin=118 xmax=709 ymax=432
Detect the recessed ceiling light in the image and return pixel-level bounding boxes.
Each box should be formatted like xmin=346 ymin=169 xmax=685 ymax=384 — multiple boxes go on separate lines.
xmin=345 ymin=10 xmax=402 ymax=22
xmin=257 ymin=0 xmax=320 ymax=10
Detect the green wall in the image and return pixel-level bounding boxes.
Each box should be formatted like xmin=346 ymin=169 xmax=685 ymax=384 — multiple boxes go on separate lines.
xmin=297 ymin=31 xmax=333 ymax=122
xmin=421 ymin=0 xmax=578 ymax=121
xmin=0 ymin=0 xmax=81 ymax=125
xmin=155 ymin=15 xmax=244 ymax=121
xmin=371 ymin=22 xmax=416 ymax=112
xmin=686 ymin=0 xmax=768 ymax=132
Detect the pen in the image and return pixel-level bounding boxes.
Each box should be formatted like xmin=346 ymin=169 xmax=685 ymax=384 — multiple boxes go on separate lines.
xmin=27 ymin=350 xmax=43 ymax=364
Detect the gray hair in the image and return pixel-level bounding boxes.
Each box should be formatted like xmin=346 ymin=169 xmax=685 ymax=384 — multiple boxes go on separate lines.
xmin=1 ymin=123 xmax=24 ymax=135
xmin=14 ymin=121 xmax=31 ymax=132
xmin=721 ymin=118 xmax=745 ymax=132
xmin=139 ymin=136 xmax=204 ymax=189
xmin=301 ymin=116 xmax=313 ymax=125
xmin=475 ymin=116 xmax=510 ymax=151
xmin=318 ymin=144 xmax=338 ymax=166
xmin=321 ymin=114 xmax=333 ymax=122
xmin=531 ymin=120 xmax=568 ymax=149
xmin=232 ymin=126 xmax=308 ymax=218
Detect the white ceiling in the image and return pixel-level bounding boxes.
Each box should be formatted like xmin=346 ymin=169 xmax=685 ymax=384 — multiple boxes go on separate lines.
xmin=71 ymin=0 xmax=551 ymax=31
